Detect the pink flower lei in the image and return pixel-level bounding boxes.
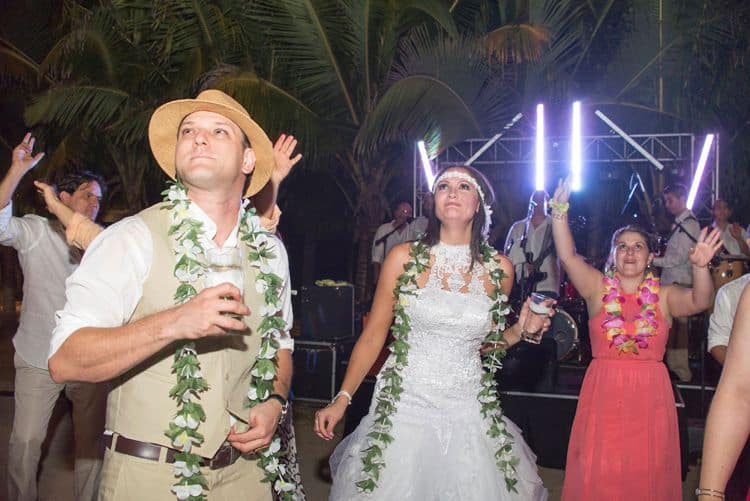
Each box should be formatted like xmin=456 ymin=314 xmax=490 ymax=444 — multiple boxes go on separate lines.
xmin=601 ymin=271 xmax=660 ymax=354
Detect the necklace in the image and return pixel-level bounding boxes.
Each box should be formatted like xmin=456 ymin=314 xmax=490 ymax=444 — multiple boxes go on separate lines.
xmin=357 ymin=240 xmax=518 ymax=494
xmin=601 ymin=272 xmax=660 ymax=354
xmin=161 ymin=181 xmax=295 ymax=501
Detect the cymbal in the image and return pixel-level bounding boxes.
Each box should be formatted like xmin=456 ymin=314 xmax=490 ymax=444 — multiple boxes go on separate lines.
xmin=717 ymin=253 xmax=750 ymax=262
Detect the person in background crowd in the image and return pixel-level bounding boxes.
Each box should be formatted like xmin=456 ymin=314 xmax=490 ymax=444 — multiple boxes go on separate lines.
xmin=710 ymin=199 xmax=750 ymax=257
xmin=504 ymin=189 xmax=560 ymax=303
xmin=699 ymin=281 xmax=750 ymax=501
xmin=371 ymin=201 xmax=426 ymax=288
xmin=1 ymin=133 xmax=107 ymax=501
xmin=653 ymin=183 xmax=701 ymax=382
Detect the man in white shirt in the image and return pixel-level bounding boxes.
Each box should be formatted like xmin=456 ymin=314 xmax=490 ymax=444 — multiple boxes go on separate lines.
xmin=371 ymin=201 xmax=426 ymax=286
xmin=504 ymin=190 xmax=560 ymax=304
xmin=0 ymin=134 xmax=106 ymax=501
xmin=708 ymin=272 xmax=750 ymax=365
xmin=48 ymin=90 xmax=295 ymax=500
xmin=653 ymin=183 xmax=702 ymax=382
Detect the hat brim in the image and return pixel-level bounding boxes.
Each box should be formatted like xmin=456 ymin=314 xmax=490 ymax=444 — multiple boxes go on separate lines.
xmin=148 ymin=97 xmax=274 ymax=197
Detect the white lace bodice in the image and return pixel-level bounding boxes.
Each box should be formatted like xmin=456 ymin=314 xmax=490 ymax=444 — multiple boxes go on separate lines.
xmin=377 ymin=243 xmax=493 ymax=410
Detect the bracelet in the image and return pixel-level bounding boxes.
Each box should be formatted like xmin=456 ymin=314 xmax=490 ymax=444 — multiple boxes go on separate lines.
xmin=551 ymin=211 xmax=567 ymax=221
xmin=548 ymin=200 xmax=569 ymax=215
xmin=695 ymin=488 xmax=725 ymax=499
xmin=267 ymin=393 xmax=289 ymax=421
xmin=333 ymin=390 xmax=353 ymax=405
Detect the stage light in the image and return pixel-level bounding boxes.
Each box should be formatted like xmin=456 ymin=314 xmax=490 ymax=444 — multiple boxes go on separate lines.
xmin=571 ymin=101 xmax=583 ymax=191
xmin=594 ymin=110 xmax=664 ymax=171
xmin=535 ymin=104 xmax=545 ymax=191
xmin=466 ymin=113 xmax=523 ymax=165
xmin=417 ymin=140 xmax=436 ymax=190
xmin=686 ymin=134 xmax=715 ymax=210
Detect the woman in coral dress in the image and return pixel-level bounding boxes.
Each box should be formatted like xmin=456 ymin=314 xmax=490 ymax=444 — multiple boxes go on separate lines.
xmin=550 ymin=178 xmax=722 ymax=501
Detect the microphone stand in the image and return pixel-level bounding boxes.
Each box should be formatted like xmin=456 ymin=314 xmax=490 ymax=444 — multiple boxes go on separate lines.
xmin=518 ymin=201 xmax=536 ymax=302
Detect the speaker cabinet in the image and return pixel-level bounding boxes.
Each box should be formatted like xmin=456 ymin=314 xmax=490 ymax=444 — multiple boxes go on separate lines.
xmin=299 ymin=285 xmax=354 ymax=341
xmin=292 ymin=338 xmax=355 ymax=403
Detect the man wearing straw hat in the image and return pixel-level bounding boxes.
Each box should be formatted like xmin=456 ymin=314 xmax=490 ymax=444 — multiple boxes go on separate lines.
xmin=48 ymin=90 xmax=296 ymax=500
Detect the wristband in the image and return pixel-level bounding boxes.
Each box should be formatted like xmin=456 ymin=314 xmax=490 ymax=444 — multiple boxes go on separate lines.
xmin=267 ymin=393 xmax=289 ymax=421
xmin=695 ymin=488 xmax=725 ymax=499
xmin=548 ymin=200 xmax=569 ymax=215
xmin=333 ymin=390 xmax=353 ymax=405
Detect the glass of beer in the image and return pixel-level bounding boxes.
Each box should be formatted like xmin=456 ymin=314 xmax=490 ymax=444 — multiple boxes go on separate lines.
xmin=204 ymin=247 xmax=244 ymax=323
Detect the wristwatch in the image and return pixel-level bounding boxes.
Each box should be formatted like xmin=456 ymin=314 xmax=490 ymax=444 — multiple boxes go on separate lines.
xmin=267 ymin=393 xmax=289 ymax=421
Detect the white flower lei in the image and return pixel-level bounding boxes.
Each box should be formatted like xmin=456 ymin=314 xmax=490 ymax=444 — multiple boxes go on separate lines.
xmin=357 ymin=240 xmax=518 ymax=493
xmin=161 ymin=180 xmax=296 ymax=501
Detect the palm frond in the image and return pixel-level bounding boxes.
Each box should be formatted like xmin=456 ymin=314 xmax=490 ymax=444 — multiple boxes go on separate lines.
xmin=248 ymin=0 xmax=361 ymax=125
xmin=355 ymin=30 xmax=514 ymax=156
xmin=25 ymin=85 xmax=130 ymax=131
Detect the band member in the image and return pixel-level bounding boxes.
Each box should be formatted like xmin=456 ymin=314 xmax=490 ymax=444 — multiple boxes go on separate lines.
xmin=710 ymin=199 xmax=750 ymax=257
xmin=504 ymin=190 xmax=561 ymax=303
xmin=652 ymin=183 xmax=702 ymax=382
xmin=371 ymin=201 xmax=427 ymax=287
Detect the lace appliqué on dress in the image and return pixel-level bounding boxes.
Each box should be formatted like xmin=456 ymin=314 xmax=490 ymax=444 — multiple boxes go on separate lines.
xmin=425 ymin=243 xmax=487 ymax=295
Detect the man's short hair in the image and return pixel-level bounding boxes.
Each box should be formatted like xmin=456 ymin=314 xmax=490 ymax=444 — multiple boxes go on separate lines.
xmin=55 ymin=171 xmax=107 ymax=197
xmin=663 ymin=183 xmax=688 ymax=199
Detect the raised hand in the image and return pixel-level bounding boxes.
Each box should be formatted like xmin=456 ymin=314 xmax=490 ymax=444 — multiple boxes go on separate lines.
xmin=689 ymin=227 xmax=723 ymax=268
xmin=729 ymin=222 xmax=743 ymax=240
xmin=551 ymin=176 xmax=572 ymax=205
xmin=12 ymin=133 xmax=45 ymax=174
xmin=33 ymin=180 xmax=64 ymax=215
xmin=271 ymin=134 xmax=302 ymax=185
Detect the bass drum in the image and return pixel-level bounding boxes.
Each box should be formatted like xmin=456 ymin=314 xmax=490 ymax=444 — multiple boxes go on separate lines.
xmin=543 ymin=308 xmax=579 ymax=361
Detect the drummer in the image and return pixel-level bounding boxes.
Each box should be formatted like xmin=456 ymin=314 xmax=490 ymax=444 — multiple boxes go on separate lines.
xmin=710 ymin=199 xmax=750 ymax=258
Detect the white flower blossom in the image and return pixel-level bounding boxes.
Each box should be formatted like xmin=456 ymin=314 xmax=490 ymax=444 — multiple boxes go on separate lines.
xmin=178 ymin=239 xmax=200 ymax=260
xmin=172 ymin=461 xmax=199 ymax=477
xmin=172 ymin=484 xmax=203 ymax=500
xmin=255 ymin=280 xmax=268 ymax=294
xmin=264 ymin=457 xmax=280 ymax=473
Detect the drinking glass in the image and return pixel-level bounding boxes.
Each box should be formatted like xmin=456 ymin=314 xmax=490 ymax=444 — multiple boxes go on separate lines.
xmin=204 ymin=247 xmax=244 ymax=323
xmin=521 ymin=292 xmax=555 ymax=344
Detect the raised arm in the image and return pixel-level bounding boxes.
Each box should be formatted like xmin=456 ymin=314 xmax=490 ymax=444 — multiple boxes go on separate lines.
xmin=314 ymin=242 xmax=410 ymax=440
xmin=550 ymin=178 xmax=602 ymax=302
xmin=0 ymin=133 xmax=45 ymax=209
xmin=699 ymin=282 xmax=750 ymax=499
xmin=665 ymin=227 xmax=722 ymax=318
xmin=34 ymin=180 xmax=103 ymax=250
xmin=252 ymin=134 xmax=302 ymax=224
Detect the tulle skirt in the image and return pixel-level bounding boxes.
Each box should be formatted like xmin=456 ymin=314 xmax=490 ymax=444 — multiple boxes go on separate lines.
xmin=329 ymin=404 xmax=548 ymax=501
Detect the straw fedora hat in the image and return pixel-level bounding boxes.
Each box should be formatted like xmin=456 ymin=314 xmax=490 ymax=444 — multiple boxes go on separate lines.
xmin=148 ymin=89 xmax=275 ymax=197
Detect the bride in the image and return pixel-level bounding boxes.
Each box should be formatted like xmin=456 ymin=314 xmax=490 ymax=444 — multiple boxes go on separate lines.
xmin=314 ymin=165 xmax=549 ymax=500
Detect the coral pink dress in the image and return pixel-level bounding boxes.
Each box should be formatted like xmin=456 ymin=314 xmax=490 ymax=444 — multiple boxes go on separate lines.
xmin=561 ymin=289 xmax=681 ymax=501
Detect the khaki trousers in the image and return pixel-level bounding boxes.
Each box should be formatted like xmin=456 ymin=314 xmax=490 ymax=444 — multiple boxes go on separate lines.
xmin=98 ymin=445 xmax=272 ymax=501
xmin=666 ymin=316 xmax=692 ymax=382
xmin=8 ymin=352 xmax=106 ymax=501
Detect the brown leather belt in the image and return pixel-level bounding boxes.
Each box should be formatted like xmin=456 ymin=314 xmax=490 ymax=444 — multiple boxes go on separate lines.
xmin=103 ymin=434 xmax=243 ymax=470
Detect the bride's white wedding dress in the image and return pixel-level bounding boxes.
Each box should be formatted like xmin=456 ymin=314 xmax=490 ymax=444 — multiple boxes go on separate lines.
xmin=329 ymin=243 xmax=548 ymax=500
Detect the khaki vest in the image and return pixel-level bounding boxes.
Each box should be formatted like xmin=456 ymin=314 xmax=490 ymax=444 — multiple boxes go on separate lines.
xmin=105 ymin=203 xmax=266 ymax=457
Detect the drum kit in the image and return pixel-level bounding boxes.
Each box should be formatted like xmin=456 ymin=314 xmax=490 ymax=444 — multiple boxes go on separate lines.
xmin=542 ymin=278 xmax=588 ymax=364
xmin=710 ymin=254 xmax=750 ymax=290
